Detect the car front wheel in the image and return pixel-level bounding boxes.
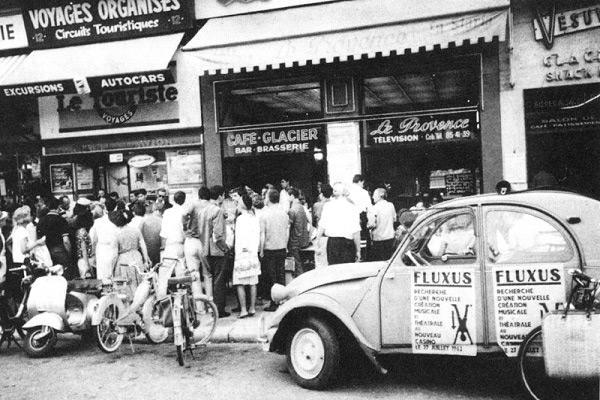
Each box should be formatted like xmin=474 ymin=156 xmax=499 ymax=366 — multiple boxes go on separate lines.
xmin=286 ymin=317 xmax=340 ymax=390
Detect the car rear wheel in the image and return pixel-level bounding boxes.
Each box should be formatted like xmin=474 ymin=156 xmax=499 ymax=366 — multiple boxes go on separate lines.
xmin=286 ymin=317 xmax=340 ymax=390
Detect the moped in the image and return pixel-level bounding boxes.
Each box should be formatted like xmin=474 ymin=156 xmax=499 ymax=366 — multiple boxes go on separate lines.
xmin=21 ymin=265 xmax=118 ymax=357
xmin=94 ymin=259 xmax=175 ymax=353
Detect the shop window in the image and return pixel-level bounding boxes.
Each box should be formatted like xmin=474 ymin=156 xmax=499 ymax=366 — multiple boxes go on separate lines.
xmin=216 ymin=79 xmax=323 ymax=127
xmin=485 ymin=210 xmax=573 ymax=264
xmin=402 ymin=212 xmax=477 ymax=266
xmin=362 ymin=65 xmax=479 ymax=115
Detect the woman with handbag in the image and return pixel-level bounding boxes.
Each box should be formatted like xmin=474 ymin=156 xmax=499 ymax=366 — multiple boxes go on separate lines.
xmin=233 ymin=193 xmax=261 ymax=319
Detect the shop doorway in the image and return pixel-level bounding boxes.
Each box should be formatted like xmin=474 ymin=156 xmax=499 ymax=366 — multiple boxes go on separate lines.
xmin=223 ymin=153 xmax=326 ymax=203
xmin=524 ymin=84 xmax=600 ymax=199
xmin=364 ymin=142 xmax=481 ymax=210
xmin=527 ymin=132 xmax=600 ymax=198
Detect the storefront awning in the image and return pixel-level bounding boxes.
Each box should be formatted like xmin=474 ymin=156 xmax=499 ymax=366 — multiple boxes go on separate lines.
xmin=0 ymin=33 xmax=183 ymax=97
xmin=183 ymin=0 xmax=509 ymax=75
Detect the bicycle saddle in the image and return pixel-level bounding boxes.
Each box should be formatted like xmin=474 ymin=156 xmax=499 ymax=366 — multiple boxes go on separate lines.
xmin=167 ymin=276 xmax=194 ymax=286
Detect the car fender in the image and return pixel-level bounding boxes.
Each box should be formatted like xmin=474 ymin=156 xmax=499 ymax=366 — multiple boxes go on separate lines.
xmin=91 ymin=293 xmax=126 ymax=326
xmin=22 ymin=312 xmax=64 ymax=331
xmin=270 ymin=291 xmax=377 ymax=352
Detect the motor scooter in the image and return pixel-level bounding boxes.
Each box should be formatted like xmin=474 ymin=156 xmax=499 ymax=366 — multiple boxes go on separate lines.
xmin=0 ymin=256 xmax=48 ymax=350
xmin=21 ymin=265 xmax=119 ymax=357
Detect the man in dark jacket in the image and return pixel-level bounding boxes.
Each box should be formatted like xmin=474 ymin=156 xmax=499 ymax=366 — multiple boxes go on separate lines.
xmin=287 ymin=187 xmax=310 ymax=277
xmin=37 ymin=197 xmax=73 ymax=278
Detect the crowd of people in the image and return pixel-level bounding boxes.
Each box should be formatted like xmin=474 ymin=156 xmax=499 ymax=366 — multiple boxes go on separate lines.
xmin=0 ymin=174 xmax=440 ymax=319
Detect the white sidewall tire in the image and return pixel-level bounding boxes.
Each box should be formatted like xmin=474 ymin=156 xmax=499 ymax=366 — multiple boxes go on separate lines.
xmin=286 ymin=317 xmax=340 ymax=390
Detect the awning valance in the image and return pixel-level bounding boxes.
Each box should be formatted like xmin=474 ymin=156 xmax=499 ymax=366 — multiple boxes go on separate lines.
xmin=183 ymin=0 xmax=509 ymax=75
xmin=0 ymin=33 xmax=183 ymax=97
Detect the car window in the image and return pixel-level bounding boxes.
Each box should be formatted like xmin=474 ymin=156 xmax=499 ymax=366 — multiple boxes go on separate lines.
xmin=402 ymin=212 xmax=476 ymax=266
xmin=485 ymin=210 xmax=573 ymax=264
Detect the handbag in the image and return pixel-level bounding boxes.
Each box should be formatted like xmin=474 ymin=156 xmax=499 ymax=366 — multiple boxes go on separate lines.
xmin=234 ymin=249 xmax=259 ymax=279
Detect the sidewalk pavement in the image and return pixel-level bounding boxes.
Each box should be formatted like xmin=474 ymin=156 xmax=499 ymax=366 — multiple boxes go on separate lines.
xmin=210 ymin=296 xmax=275 ymax=344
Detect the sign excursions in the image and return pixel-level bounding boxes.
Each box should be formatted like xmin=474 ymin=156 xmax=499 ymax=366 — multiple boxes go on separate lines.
xmin=22 ymin=0 xmax=194 ymax=49
xmin=365 ymin=111 xmax=478 ymax=147
xmin=222 ymin=125 xmax=324 ymax=157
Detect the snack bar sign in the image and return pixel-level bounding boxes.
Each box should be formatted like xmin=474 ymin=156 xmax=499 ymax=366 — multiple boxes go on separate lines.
xmin=22 ymin=0 xmax=194 ymax=49
xmin=366 ymin=111 xmax=478 ymax=147
xmin=222 ymin=125 xmax=324 ymax=157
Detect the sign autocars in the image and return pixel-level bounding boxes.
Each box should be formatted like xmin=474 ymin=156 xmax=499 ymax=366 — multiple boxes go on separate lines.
xmin=222 ymin=125 xmax=324 ymax=157
xmin=22 ymin=0 xmax=194 ymax=49
xmin=365 ymin=110 xmax=478 ymax=147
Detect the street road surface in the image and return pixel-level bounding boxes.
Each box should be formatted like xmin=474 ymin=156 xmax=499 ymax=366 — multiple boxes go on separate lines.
xmin=1 ymin=336 xmax=596 ymax=399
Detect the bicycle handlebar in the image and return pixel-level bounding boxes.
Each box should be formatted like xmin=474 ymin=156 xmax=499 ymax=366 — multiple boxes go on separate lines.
xmin=568 ymin=268 xmax=595 ymax=286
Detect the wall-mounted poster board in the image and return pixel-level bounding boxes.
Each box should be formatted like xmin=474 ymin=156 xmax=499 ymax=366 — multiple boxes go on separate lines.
xmin=50 ymin=163 xmax=74 ymax=193
xmin=166 ymin=150 xmax=203 ymax=186
xmin=75 ymin=164 xmax=94 ymax=191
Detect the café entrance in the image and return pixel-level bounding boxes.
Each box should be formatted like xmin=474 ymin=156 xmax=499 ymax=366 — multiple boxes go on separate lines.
xmin=223 ymin=152 xmax=326 ymax=200
xmin=524 ymin=83 xmax=600 ymax=199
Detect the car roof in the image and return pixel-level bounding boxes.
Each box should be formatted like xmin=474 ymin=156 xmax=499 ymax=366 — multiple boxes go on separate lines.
xmin=432 ymin=190 xmax=600 ymax=266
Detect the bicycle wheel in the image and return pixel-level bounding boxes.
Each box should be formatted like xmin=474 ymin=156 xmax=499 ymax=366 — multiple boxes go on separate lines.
xmin=518 ymin=326 xmax=589 ymax=400
xmin=95 ymin=303 xmax=124 ymax=353
xmin=192 ymin=297 xmax=218 ymax=346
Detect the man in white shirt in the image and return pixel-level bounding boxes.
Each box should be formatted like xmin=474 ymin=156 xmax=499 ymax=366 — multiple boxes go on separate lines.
xmin=316 ymin=182 xmax=361 ymax=265
xmin=368 ymin=188 xmax=397 ymax=261
xmin=279 ymin=178 xmax=291 ymax=212
xmin=160 ymin=191 xmax=186 ymax=276
xmin=348 ymin=174 xmax=372 ymax=214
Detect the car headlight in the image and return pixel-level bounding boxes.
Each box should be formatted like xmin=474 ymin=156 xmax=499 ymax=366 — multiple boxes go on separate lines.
xmin=271 ymin=283 xmax=297 ymax=304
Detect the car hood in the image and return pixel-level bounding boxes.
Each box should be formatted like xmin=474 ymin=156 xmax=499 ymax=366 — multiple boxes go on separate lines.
xmin=287 ymin=261 xmax=385 ymax=296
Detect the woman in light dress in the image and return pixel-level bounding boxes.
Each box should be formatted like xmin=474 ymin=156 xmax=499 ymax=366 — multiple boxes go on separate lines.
xmin=233 ymin=193 xmax=261 ymax=318
xmin=90 ymin=202 xmax=119 ymax=281
xmin=110 ymin=209 xmax=149 ymax=297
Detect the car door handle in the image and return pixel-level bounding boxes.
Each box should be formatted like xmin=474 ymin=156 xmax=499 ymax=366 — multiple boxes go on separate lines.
xmin=385 ymin=272 xmax=395 ymax=280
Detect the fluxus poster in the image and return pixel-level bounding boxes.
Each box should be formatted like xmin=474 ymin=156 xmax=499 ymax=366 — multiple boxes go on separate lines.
xmin=411 ymin=267 xmax=477 ymax=356
xmin=492 ymin=265 xmax=565 ymax=356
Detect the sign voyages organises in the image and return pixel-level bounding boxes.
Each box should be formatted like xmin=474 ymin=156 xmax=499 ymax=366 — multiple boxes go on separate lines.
xmin=22 ymin=0 xmax=194 ymax=49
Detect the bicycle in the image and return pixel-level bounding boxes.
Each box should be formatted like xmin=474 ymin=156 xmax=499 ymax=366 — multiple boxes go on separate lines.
xmin=163 ymin=261 xmax=218 ymax=366
xmin=518 ymin=268 xmax=600 ymax=400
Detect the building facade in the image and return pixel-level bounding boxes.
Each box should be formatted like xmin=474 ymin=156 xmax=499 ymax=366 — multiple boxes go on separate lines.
xmin=184 ymin=0 xmax=509 ymax=207
xmin=501 ymin=0 xmax=600 ymax=197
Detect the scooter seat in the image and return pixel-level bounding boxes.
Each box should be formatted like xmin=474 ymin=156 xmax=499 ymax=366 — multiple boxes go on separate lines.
xmin=67 ymin=279 xmax=103 ymax=294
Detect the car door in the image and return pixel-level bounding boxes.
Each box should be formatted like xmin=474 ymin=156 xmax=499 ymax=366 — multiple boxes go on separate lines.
xmin=380 ymin=207 xmax=484 ymax=356
xmin=482 ymin=205 xmax=580 ymax=357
